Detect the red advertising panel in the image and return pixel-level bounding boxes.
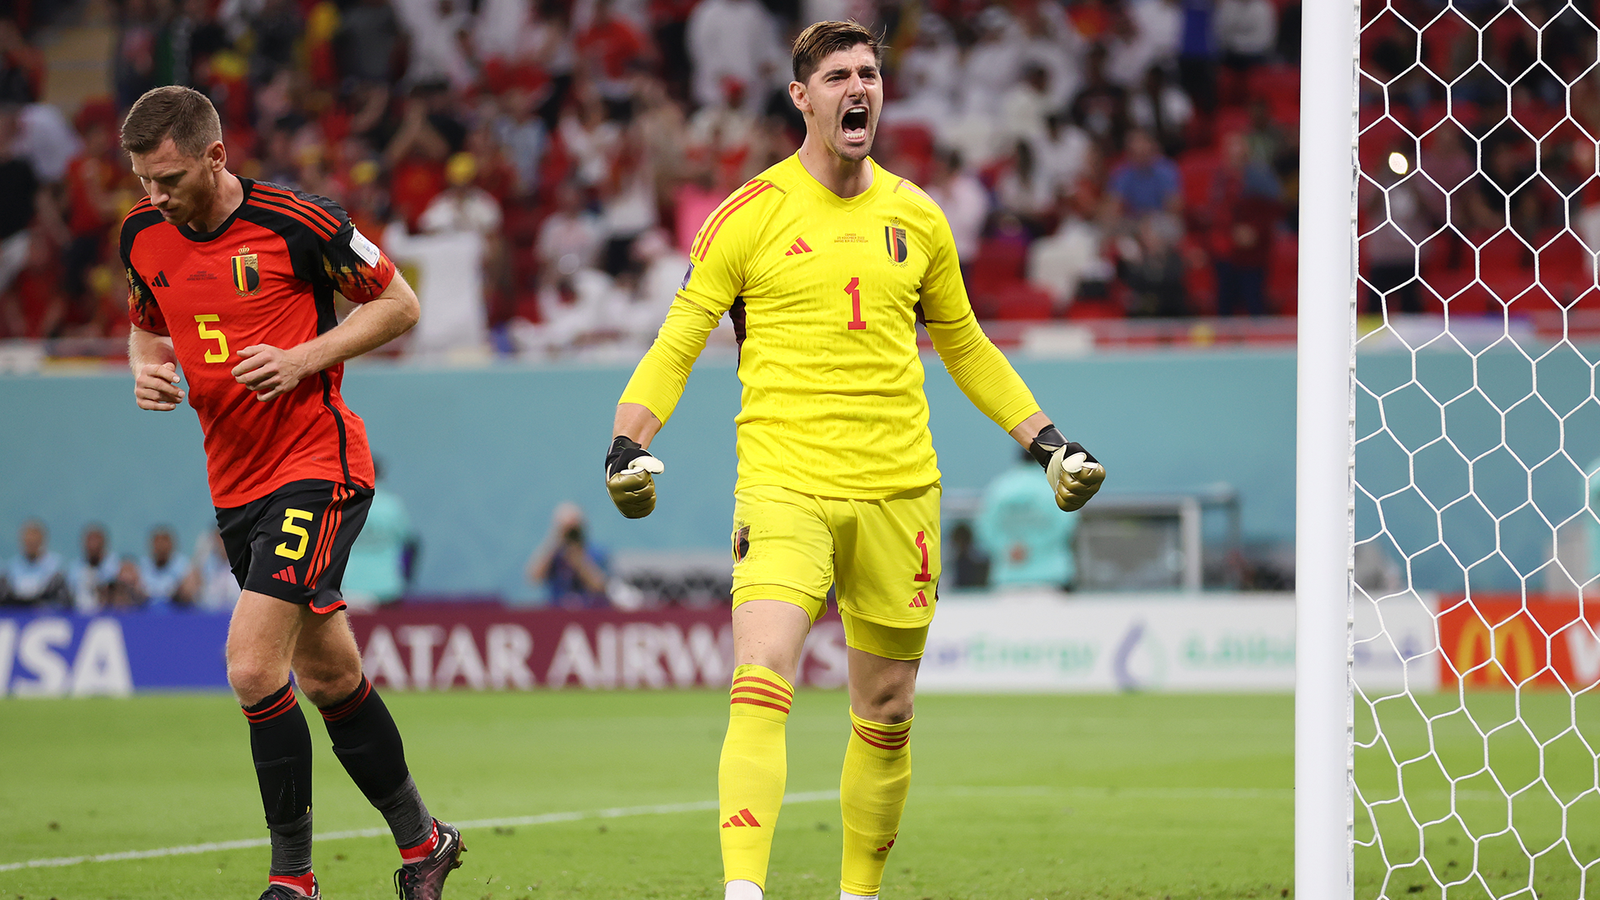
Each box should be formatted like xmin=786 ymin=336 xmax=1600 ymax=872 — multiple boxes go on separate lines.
xmin=346 ymin=605 xmax=848 ymax=690
xmin=1436 ymin=595 xmax=1600 ymax=689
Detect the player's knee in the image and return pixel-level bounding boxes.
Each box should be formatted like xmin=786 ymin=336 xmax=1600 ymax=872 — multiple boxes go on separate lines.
xmin=227 ymin=659 xmax=285 ymax=707
xmin=294 ymin=664 xmax=362 ymax=707
xmin=856 ymin=689 xmax=914 ymax=724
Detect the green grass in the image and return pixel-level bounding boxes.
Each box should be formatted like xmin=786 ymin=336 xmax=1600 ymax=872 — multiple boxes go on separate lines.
xmin=0 ymin=691 xmax=1295 ymax=899
xmin=1354 ymin=690 xmax=1600 ymax=898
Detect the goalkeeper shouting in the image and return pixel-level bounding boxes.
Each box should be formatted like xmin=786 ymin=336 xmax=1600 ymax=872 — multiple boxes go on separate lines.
xmin=605 ymin=20 xmax=1104 ymax=900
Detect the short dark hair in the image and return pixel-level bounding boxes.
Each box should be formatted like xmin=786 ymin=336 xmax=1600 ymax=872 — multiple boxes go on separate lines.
xmin=791 ymin=20 xmax=883 ymax=85
xmin=120 ymin=85 xmax=223 ymax=158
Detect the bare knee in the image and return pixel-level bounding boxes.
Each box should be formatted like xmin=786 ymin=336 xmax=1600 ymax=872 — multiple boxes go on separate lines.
xmin=226 ymin=656 xmax=289 ymax=708
xmin=853 ymin=684 xmax=915 ymax=724
xmin=294 ymin=662 xmax=362 ymax=708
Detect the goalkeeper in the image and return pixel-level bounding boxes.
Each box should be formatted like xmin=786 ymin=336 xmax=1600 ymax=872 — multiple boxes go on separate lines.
xmin=605 ymin=20 xmax=1104 ymax=900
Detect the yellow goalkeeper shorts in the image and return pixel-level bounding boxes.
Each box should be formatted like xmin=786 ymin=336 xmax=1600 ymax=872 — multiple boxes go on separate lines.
xmin=729 ymin=483 xmax=940 ymax=660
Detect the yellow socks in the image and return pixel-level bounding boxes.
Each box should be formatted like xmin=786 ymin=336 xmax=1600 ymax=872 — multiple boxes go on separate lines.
xmin=718 ymin=664 xmax=794 ymax=890
xmin=839 ymin=710 xmax=912 ymax=898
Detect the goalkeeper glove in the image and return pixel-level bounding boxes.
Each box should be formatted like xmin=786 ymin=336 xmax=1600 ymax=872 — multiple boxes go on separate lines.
xmin=1027 ymin=425 xmax=1105 ymax=512
xmin=605 ymin=436 xmax=665 ymax=519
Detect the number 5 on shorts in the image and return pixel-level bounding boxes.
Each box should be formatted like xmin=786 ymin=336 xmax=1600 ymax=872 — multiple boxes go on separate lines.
xmin=275 ymin=509 xmax=314 ymax=560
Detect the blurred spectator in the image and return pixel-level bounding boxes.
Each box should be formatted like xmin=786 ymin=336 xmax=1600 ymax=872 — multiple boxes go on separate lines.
xmin=1069 ymin=43 xmax=1129 ymax=151
xmin=618 ymin=226 xmax=690 ymax=342
xmin=1109 ymin=0 xmax=1182 ymax=88
xmin=537 ymin=180 xmax=605 ymax=279
xmin=994 ymin=139 xmax=1056 ymax=236
xmin=104 ymin=558 xmax=147 ymax=610
xmin=181 ymin=528 xmax=242 ymax=612
xmin=946 ymin=521 xmax=991 ymax=589
xmin=384 ymin=217 xmax=492 ymax=359
xmin=342 ymin=460 xmax=416 ymax=608
xmin=1116 ymin=212 xmax=1190 ymax=317
xmin=138 ymin=526 xmax=193 ymax=609
xmin=1209 ymin=131 xmax=1280 ymax=316
xmin=62 ymin=100 xmax=128 ymax=323
xmin=3 ymin=519 xmax=69 ymax=608
xmin=69 ymin=523 xmax=122 ymax=613
xmin=526 ymin=502 xmax=611 ymax=608
xmin=0 ymin=19 xmax=43 ymax=105
xmin=1359 ymin=157 xmax=1429 ymax=315
xmin=420 ymin=151 xmax=504 ymax=236
xmin=685 ymin=0 xmax=785 ymax=118
xmin=114 ymin=0 xmax=162 ymax=108
xmin=336 ymin=0 xmax=407 ymax=86
xmin=1108 ymin=129 xmax=1181 ymax=220
xmin=996 ymin=63 xmax=1055 ymax=152
xmin=575 ymin=0 xmax=654 ymax=104
xmin=1127 ymin=66 xmax=1192 ymax=158
xmin=1034 ymin=113 xmax=1094 ymax=203
xmin=976 ymin=450 xmax=1078 ymax=590
xmin=1176 ymin=0 xmax=1218 ymax=113
xmin=399 ymin=0 xmax=478 ymax=93
xmin=0 ymin=105 xmax=42 ymax=327
xmin=1214 ymin=0 xmax=1278 ymax=77
xmin=1028 ymin=182 xmax=1113 ymax=312
xmin=923 ymin=148 xmax=988 ymax=267
xmin=882 ymin=15 xmax=959 ymax=130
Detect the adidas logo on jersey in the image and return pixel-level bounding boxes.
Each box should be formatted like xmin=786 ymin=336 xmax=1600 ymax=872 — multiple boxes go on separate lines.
xmin=908 ymin=590 xmax=929 ymax=608
xmin=876 ymin=833 xmax=897 ymax=853
xmin=721 ymin=808 xmax=761 ymax=828
xmin=150 ymin=271 xmax=170 ymax=287
xmin=784 ymin=237 xmax=813 ymax=256
xmin=272 ymin=566 xmax=299 ymax=585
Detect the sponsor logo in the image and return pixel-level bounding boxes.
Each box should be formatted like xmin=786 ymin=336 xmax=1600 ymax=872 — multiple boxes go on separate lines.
xmin=272 ymin=566 xmax=299 ymax=585
xmin=784 ymin=237 xmax=813 ymax=256
xmin=721 ymin=808 xmax=761 ymax=828
xmin=150 ymin=270 xmax=170 ymax=287
xmin=908 ymin=590 xmax=929 ymax=608
xmin=876 ymin=834 xmax=897 ymax=853
xmin=232 ymin=252 xmax=261 ymax=295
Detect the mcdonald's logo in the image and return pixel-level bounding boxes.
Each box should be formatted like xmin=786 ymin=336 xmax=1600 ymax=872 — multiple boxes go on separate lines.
xmin=1452 ymin=615 xmax=1538 ymax=688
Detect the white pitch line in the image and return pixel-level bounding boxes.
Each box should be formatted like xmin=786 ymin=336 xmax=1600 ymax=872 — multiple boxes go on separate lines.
xmin=0 ymin=785 xmax=1287 ymax=874
xmin=0 ymin=791 xmax=840 ymax=874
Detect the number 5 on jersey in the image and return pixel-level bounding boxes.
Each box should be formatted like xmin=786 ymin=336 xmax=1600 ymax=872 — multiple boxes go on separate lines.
xmin=195 ymin=314 xmax=230 ymax=363
xmin=276 ymin=509 xmax=314 ymax=560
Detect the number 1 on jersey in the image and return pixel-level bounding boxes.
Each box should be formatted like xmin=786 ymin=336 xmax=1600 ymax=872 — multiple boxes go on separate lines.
xmin=845 ymin=277 xmax=866 ymax=331
xmin=914 ymin=530 xmax=932 ymax=582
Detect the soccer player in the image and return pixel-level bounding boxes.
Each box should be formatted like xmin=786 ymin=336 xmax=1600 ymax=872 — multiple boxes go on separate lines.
xmin=604 ymin=21 xmax=1106 ymax=900
xmin=120 ymin=85 xmax=464 ymax=900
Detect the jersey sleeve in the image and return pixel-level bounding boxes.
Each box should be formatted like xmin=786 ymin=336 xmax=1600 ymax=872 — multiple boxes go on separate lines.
xmin=618 ymin=180 xmax=769 ymax=424
xmin=320 ymin=219 xmax=398 ymax=304
xmin=119 ymin=209 xmax=167 ymax=335
xmin=915 ymin=199 xmax=1041 ymax=433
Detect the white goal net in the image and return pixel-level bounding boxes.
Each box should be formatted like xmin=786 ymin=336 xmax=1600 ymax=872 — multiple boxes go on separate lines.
xmin=1353 ymin=0 xmax=1600 ymax=896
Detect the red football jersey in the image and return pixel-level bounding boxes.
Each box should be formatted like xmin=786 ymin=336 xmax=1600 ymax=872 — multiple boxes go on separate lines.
xmin=121 ymin=179 xmax=396 ymax=508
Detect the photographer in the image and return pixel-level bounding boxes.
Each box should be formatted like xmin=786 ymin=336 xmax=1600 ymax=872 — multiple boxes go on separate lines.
xmin=526 ymin=502 xmax=612 ymax=608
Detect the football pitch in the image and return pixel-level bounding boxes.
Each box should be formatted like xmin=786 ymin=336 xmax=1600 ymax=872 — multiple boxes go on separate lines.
xmin=2 ymin=691 xmax=1296 ymax=899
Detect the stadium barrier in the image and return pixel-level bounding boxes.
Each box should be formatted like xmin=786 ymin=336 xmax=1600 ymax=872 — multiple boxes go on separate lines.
xmin=13 ymin=591 xmax=1558 ymax=697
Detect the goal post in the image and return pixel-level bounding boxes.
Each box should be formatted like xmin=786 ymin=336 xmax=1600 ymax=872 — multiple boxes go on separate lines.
xmin=1308 ymin=0 xmax=1600 ymax=895
xmin=1296 ymin=0 xmax=1359 ymax=895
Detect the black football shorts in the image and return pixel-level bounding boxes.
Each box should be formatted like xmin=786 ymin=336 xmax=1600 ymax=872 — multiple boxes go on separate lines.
xmin=215 ymin=479 xmax=374 ymax=613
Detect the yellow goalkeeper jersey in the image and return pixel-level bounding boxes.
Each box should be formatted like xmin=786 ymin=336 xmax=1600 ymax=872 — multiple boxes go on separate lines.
xmin=621 ymin=153 xmax=1041 ymax=498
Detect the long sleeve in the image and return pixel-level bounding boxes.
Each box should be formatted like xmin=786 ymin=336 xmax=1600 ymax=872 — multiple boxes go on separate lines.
xmin=618 ymin=296 xmax=723 ymax=425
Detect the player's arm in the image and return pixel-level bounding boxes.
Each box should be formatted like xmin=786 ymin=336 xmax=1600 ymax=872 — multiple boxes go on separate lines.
xmin=918 ymin=208 xmax=1105 ymax=511
xmin=129 ymin=325 xmax=184 ymax=411
xmin=233 ymin=223 xmax=420 ymax=401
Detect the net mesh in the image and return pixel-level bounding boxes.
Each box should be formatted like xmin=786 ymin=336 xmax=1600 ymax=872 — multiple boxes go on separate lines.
xmin=1354 ymin=0 xmax=1600 ymax=895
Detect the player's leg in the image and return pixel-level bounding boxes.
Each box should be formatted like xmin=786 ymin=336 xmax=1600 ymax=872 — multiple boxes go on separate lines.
xmin=831 ymin=486 xmax=940 ymax=900
xmin=721 ymin=487 xmax=835 ymax=900
xmin=838 ymin=630 xmax=922 ymax=900
xmin=225 ymin=588 xmax=318 ymax=899
xmin=283 ymin=481 xmax=465 ymax=899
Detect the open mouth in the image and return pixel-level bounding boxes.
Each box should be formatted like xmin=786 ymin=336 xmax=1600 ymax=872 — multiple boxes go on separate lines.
xmin=842 ymin=106 xmax=869 ymax=141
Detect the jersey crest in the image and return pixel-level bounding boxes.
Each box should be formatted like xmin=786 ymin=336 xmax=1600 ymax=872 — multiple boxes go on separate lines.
xmin=231 ymin=249 xmax=261 ymax=295
xmin=885 ymin=224 xmax=908 ymax=264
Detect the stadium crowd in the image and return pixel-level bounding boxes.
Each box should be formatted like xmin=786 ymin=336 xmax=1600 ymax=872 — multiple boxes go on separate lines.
xmin=0 ymin=0 xmax=1311 ymax=353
